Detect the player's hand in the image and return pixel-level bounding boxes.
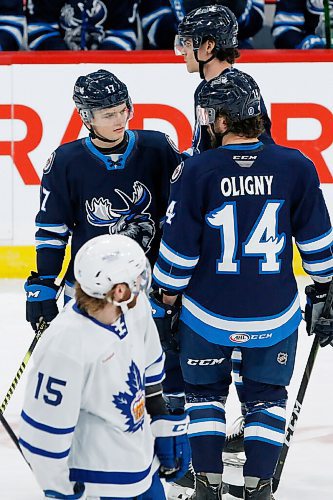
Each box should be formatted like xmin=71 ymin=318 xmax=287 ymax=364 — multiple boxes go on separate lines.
xmin=149 ymin=291 xmax=181 ymax=352
xmin=312 ymin=317 xmax=333 ymax=347
xmin=25 ymin=272 xmax=59 ymax=332
xmin=151 ymin=413 xmax=191 ymax=482
xmin=305 ymin=281 xmax=333 ymax=347
xmin=297 ymin=34 xmax=325 ymax=49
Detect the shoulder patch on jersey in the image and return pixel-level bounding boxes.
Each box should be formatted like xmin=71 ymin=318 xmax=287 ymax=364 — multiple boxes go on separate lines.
xmin=43 ymin=152 xmax=56 ymax=175
xmin=166 ymin=134 xmax=180 ymax=154
xmin=171 ymin=162 xmax=184 ymax=184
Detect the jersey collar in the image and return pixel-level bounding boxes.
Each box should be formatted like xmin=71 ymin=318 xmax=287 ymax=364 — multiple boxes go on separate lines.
xmin=220 ymin=141 xmax=264 ymax=151
xmin=84 ymin=130 xmax=136 ymax=171
xmin=73 ymin=303 xmax=128 ymax=339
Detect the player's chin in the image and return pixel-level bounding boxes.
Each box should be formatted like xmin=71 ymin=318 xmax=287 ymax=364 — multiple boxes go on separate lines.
xmin=187 ymin=64 xmax=198 ymax=74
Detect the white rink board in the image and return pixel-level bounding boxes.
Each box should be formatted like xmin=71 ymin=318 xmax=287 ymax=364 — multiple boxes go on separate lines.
xmin=0 ymin=55 xmax=333 ymax=245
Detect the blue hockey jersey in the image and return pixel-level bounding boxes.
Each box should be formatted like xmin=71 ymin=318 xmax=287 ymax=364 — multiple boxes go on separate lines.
xmin=188 ymin=67 xmax=274 ymax=157
xmin=153 ymin=141 xmax=333 ymax=348
xmin=0 ymin=0 xmax=25 ymax=50
xmin=26 ymin=0 xmax=139 ymax=50
xmin=35 ymin=130 xmax=181 ymax=289
xmin=272 ymin=0 xmax=324 ymax=49
xmin=140 ymin=0 xmax=178 ymax=49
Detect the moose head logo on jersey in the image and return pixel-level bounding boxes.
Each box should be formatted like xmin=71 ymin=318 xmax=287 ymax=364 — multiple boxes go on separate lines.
xmin=85 ymin=181 xmax=155 ymax=252
xmin=113 ymin=361 xmax=145 ymax=432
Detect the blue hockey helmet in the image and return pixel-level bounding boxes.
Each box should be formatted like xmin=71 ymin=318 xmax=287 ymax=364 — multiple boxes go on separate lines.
xmin=73 ymin=69 xmax=133 ymax=120
xmin=176 ymin=4 xmax=238 ymax=51
xmin=197 ymin=71 xmax=261 ymax=123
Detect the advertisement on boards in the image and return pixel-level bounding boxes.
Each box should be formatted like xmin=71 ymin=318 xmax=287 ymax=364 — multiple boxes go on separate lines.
xmin=0 ymin=51 xmax=332 ymax=276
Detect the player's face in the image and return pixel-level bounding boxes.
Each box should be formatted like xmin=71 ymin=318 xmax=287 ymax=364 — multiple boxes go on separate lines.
xmin=91 ymin=103 xmax=130 ymax=141
xmin=176 ymin=37 xmax=199 ymax=73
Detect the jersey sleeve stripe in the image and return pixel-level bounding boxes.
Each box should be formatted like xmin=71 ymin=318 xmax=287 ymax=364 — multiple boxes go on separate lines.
xmin=302 ymin=256 xmax=333 ymax=274
xmin=21 ymin=410 xmax=75 ymax=435
xmin=70 ymin=462 xmax=154 ymax=484
xmin=36 ymin=223 xmax=70 ymax=236
xmin=160 ymin=241 xmax=200 ymax=267
xmin=153 ymin=264 xmax=191 ymax=290
xmin=19 ymin=438 xmax=70 ymax=459
xmin=36 ymin=238 xmax=67 ymax=250
xmin=296 ymin=228 xmax=333 ymax=253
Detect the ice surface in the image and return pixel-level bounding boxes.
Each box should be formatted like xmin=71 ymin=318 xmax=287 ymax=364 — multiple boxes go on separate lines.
xmin=0 ymin=278 xmax=332 ymax=499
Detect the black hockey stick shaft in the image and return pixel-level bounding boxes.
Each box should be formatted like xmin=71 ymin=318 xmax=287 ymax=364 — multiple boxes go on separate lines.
xmin=273 ymin=280 xmax=333 ymax=493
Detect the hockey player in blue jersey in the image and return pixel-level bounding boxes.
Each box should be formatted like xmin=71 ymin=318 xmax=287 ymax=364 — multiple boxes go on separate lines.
xmin=174 ymin=4 xmax=273 ymax=157
xmin=0 ymin=0 xmax=25 ymax=50
xmin=26 ymin=0 xmax=139 ymax=50
xmin=20 ymin=234 xmax=191 ymax=499
xmin=152 ymin=71 xmax=333 ymax=499
xmin=24 ymin=69 xmax=181 ymax=326
xmin=272 ymin=0 xmax=333 ymax=49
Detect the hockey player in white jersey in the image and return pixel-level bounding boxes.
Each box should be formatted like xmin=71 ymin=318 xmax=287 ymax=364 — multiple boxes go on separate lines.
xmin=19 ymin=234 xmax=191 ymax=499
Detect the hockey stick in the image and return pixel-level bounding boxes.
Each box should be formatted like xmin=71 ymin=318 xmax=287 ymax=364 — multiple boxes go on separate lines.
xmin=0 ymin=319 xmax=50 ymax=464
xmin=272 ymin=279 xmax=333 ymax=493
xmin=0 ymin=280 xmax=65 ymax=458
xmin=323 ymin=0 xmax=332 ymax=48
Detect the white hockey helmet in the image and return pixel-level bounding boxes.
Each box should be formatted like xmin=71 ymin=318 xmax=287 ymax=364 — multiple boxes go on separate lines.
xmin=74 ymin=234 xmax=151 ymax=300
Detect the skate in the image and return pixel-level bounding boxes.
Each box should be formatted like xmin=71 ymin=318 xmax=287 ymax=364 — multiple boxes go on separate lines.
xmin=244 ymin=479 xmax=275 ymax=500
xmin=167 ymin=468 xmax=195 ymax=499
xmin=190 ymin=474 xmax=224 ymax=499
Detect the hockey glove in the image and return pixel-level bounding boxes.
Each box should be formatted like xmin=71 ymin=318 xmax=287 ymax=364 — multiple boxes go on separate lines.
xmin=44 ymin=482 xmax=85 ymax=499
xmin=149 ymin=291 xmax=181 ymax=352
xmin=297 ymin=34 xmax=325 ymax=49
xmin=305 ymin=282 xmax=333 ymax=347
xmin=151 ymin=413 xmax=191 ymax=482
xmin=25 ymin=272 xmax=59 ymax=332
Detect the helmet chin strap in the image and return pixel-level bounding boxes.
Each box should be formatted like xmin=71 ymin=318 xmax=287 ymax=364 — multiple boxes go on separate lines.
xmin=83 ymin=122 xmax=123 ymax=144
xmin=194 ymin=51 xmax=216 ymax=79
xmin=111 ymin=294 xmax=135 ymax=314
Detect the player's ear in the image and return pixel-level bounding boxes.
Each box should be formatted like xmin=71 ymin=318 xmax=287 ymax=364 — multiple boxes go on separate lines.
xmin=112 ymin=283 xmax=131 ymax=302
xmin=206 ymin=38 xmax=216 ymax=55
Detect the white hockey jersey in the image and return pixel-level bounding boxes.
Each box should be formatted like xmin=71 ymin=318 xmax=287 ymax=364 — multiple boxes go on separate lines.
xmin=19 ymin=293 xmax=165 ymax=498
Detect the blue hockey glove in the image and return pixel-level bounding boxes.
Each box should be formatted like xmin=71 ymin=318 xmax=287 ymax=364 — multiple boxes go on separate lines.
xmin=44 ymin=482 xmax=85 ymax=498
xmin=25 ymin=272 xmax=59 ymax=332
xmin=305 ymin=282 xmax=333 ymax=347
xmin=151 ymin=413 xmax=191 ymax=482
xmin=297 ymin=35 xmax=325 ymax=49
xmin=149 ymin=291 xmax=181 ymax=352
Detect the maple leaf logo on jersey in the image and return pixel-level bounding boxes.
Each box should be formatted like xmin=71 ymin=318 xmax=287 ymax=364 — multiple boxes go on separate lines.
xmin=85 ymin=181 xmax=155 ymax=252
xmin=113 ymin=361 xmax=145 ymax=433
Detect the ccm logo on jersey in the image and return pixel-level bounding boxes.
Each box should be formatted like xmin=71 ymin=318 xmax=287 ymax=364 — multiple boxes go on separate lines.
xmin=187 ymin=358 xmax=225 ymax=366
xmin=229 ymin=333 xmax=273 ymax=343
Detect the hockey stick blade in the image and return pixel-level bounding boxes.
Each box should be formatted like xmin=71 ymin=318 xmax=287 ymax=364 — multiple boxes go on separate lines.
xmin=273 ymin=279 xmax=333 ymax=493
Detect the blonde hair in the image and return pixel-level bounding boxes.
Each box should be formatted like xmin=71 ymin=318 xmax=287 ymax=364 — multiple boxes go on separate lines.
xmin=75 ymin=282 xmax=112 ymax=315
xmin=74 ymin=282 xmax=137 ymax=316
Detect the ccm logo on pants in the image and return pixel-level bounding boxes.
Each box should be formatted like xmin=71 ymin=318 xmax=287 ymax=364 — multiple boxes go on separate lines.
xmin=187 ymin=358 xmax=225 ymax=366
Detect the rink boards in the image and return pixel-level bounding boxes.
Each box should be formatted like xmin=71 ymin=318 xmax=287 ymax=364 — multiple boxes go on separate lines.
xmin=0 ymin=50 xmax=332 ymax=277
